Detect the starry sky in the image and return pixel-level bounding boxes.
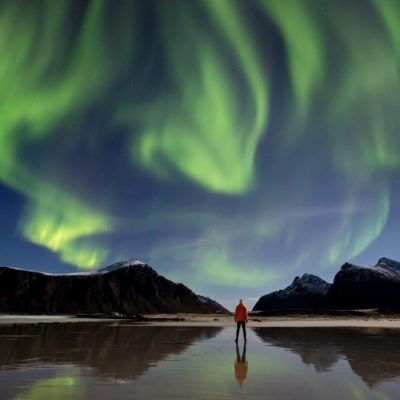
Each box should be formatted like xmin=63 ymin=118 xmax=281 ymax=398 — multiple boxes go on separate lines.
xmin=1 ymin=0 xmax=400 ymax=310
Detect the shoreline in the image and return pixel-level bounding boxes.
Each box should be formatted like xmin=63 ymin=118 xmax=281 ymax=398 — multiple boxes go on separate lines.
xmin=1 ymin=313 xmax=400 ymax=328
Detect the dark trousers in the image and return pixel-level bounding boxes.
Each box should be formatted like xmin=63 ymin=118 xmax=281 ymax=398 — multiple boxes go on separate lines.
xmin=236 ymin=321 xmax=246 ymax=339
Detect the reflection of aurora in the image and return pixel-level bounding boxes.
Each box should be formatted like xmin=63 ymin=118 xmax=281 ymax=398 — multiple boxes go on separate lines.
xmin=13 ymin=376 xmax=85 ymax=400
xmin=1 ymin=0 xmax=400 ymax=295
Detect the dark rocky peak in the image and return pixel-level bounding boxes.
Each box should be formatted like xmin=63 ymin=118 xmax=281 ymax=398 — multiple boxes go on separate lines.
xmin=329 ymin=257 xmax=400 ymax=308
xmin=289 ymin=273 xmax=331 ymax=294
xmin=338 ymin=262 xmax=364 ymax=276
xmin=336 ymin=259 xmax=400 ymax=283
xmin=376 ymin=257 xmax=400 ymax=271
xmin=340 ymin=262 xmax=356 ymax=270
xmin=253 ymin=273 xmax=331 ymax=311
xmin=340 ymin=258 xmax=400 ymax=274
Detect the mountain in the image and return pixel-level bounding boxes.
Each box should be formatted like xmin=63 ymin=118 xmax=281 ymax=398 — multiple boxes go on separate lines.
xmin=327 ymin=257 xmax=400 ymax=309
xmin=253 ymin=257 xmax=400 ymax=311
xmin=253 ymin=274 xmax=331 ymax=311
xmin=0 ymin=259 xmax=228 ymax=314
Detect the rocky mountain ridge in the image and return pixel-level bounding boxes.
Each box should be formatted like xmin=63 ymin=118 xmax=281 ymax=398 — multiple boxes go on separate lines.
xmin=328 ymin=257 xmax=400 ymax=309
xmin=0 ymin=258 xmax=228 ymax=314
xmin=253 ymin=273 xmax=331 ymax=311
xmin=253 ymin=257 xmax=400 ymax=310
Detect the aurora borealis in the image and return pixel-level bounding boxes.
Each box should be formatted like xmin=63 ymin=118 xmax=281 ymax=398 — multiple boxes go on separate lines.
xmin=1 ymin=0 xmax=400 ymax=308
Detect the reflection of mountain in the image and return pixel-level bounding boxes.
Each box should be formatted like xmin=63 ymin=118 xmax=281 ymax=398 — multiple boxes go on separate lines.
xmin=253 ymin=327 xmax=400 ymax=387
xmin=253 ymin=328 xmax=338 ymax=372
xmin=0 ymin=323 xmax=222 ymax=381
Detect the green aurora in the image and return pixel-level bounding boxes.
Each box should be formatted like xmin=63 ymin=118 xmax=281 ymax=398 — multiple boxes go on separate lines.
xmin=1 ymin=0 xmax=399 ymax=301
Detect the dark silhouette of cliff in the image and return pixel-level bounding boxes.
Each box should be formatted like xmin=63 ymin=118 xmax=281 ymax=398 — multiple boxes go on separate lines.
xmin=253 ymin=258 xmax=400 ymax=311
xmin=0 ymin=259 xmax=228 ymax=314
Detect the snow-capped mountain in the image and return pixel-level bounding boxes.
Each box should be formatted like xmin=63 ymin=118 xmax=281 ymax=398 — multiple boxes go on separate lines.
xmin=253 ymin=273 xmax=331 ymax=310
xmin=0 ymin=259 xmax=228 ymax=314
xmin=254 ymin=257 xmax=400 ymax=311
xmin=328 ymin=257 xmax=400 ymax=308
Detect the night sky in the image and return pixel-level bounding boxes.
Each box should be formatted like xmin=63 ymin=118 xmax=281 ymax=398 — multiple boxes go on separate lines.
xmin=1 ymin=0 xmax=399 ymax=310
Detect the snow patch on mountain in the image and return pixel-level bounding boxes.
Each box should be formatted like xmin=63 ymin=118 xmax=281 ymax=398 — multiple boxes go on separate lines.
xmin=97 ymin=258 xmax=147 ymax=274
xmin=339 ymin=258 xmax=400 ymax=283
xmin=277 ymin=274 xmax=331 ymax=297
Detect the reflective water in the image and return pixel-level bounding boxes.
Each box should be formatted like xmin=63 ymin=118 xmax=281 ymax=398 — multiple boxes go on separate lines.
xmin=0 ymin=323 xmax=400 ymax=399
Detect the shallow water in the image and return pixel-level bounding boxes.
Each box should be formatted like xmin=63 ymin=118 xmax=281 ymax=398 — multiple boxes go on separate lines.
xmin=0 ymin=323 xmax=400 ymax=399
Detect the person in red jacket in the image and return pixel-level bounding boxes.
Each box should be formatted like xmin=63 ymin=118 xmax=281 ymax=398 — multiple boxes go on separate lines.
xmin=234 ymin=299 xmax=248 ymax=342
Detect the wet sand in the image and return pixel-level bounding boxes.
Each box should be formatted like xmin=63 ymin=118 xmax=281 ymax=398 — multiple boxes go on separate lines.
xmin=1 ymin=318 xmax=400 ymax=399
xmin=2 ymin=314 xmax=400 ymax=328
xmin=132 ymin=315 xmax=400 ymax=328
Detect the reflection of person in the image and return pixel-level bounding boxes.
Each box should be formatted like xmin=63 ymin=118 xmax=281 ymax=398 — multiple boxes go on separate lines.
xmin=234 ymin=299 xmax=248 ymax=342
xmin=234 ymin=341 xmax=248 ymax=387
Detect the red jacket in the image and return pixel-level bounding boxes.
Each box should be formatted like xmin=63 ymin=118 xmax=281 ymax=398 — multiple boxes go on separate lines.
xmin=234 ymin=303 xmax=248 ymax=321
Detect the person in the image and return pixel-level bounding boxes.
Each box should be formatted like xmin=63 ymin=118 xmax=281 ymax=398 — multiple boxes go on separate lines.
xmin=234 ymin=341 xmax=248 ymax=387
xmin=234 ymin=299 xmax=248 ymax=342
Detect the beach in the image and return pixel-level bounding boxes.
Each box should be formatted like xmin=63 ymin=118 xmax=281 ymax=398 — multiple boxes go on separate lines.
xmin=1 ymin=314 xmax=400 ymax=399
xmin=2 ymin=313 xmax=400 ymax=328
